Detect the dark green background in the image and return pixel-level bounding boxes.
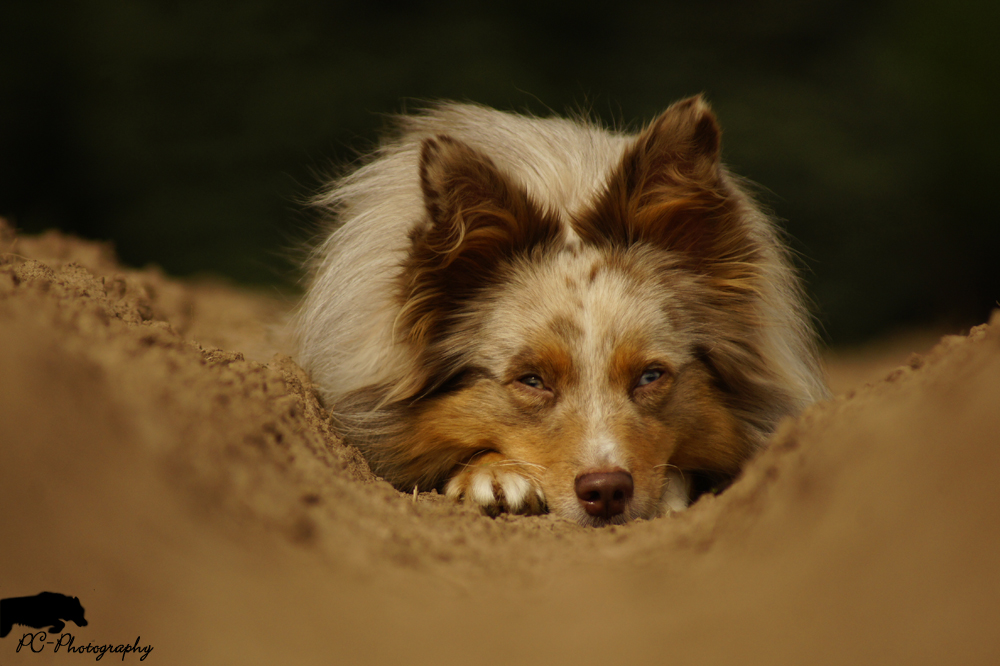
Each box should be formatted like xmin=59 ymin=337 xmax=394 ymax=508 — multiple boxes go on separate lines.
xmin=2 ymin=0 xmax=997 ymax=344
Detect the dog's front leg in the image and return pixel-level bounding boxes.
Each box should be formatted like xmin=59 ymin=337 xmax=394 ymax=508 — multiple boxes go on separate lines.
xmin=444 ymin=451 xmax=547 ymax=517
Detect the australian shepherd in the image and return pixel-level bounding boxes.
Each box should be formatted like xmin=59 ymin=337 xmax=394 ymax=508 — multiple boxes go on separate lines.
xmin=294 ymin=96 xmax=828 ymax=526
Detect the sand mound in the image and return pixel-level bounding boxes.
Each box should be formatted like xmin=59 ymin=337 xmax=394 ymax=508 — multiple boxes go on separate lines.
xmin=2 ymin=220 xmax=998 ymax=665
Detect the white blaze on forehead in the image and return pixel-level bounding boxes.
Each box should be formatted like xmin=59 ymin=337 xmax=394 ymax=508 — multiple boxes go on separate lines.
xmin=584 ymin=432 xmax=626 ymax=469
xmin=572 ymin=264 xmax=644 ymax=469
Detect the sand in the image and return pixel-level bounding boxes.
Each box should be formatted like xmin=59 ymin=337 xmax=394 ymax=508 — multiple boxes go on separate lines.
xmin=2 ymin=219 xmax=998 ymax=665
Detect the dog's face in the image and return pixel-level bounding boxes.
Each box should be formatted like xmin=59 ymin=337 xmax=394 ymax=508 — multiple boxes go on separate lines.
xmin=384 ymin=97 xmax=769 ymax=525
xmin=398 ymin=243 xmax=751 ymax=525
xmin=465 ymin=246 xmax=708 ymax=524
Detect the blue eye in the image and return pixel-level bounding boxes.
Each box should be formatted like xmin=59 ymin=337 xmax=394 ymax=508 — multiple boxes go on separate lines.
xmin=637 ymin=368 xmax=663 ymax=387
xmin=518 ymin=374 xmax=546 ymax=390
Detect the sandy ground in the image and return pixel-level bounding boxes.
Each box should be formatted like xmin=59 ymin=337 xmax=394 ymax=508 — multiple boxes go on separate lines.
xmin=2 ymin=220 xmax=999 ymax=665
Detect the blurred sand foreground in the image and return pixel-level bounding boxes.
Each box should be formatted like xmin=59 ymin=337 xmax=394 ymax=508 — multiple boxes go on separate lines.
xmin=2 ymin=221 xmax=998 ymax=665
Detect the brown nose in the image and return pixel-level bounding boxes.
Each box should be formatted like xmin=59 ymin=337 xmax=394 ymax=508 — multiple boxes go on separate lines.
xmin=575 ymin=471 xmax=634 ymax=519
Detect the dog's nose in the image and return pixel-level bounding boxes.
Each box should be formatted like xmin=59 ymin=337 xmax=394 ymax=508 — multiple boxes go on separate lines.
xmin=575 ymin=471 xmax=634 ymax=519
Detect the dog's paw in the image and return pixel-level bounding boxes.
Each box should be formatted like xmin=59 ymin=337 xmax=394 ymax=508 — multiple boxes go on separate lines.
xmin=445 ymin=452 xmax=546 ymax=517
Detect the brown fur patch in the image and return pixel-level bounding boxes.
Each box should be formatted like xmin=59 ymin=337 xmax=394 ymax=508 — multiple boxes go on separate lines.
xmin=390 ymin=382 xmax=507 ymax=489
xmin=507 ymin=336 xmax=579 ymax=398
xmin=573 ymin=96 xmax=761 ymax=295
xmin=391 ymin=378 xmax=570 ymax=492
xmin=399 ymin=135 xmax=562 ymax=349
xmin=665 ymin=360 xmax=753 ymax=475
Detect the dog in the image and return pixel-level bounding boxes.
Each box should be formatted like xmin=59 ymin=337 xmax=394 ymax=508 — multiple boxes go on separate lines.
xmin=1 ymin=592 xmax=88 ymax=638
xmin=294 ymin=96 xmax=828 ymax=526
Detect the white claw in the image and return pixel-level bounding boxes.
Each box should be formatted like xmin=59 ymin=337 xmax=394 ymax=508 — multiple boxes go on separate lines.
xmin=499 ymin=472 xmax=531 ymax=510
xmin=469 ymin=472 xmax=496 ymax=505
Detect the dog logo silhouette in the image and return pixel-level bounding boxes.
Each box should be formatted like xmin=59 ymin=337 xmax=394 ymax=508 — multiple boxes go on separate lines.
xmin=1 ymin=592 xmax=88 ymax=637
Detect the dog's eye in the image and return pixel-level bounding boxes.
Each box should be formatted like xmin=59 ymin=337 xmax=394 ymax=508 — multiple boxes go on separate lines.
xmin=518 ymin=374 xmax=546 ymax=390
xmin=636 ymin=368 xmax=664 ymax=388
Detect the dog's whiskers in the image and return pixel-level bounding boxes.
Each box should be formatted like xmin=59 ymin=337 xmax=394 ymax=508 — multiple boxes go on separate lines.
xmin=494 ymin=459 xmax=547 ymax=471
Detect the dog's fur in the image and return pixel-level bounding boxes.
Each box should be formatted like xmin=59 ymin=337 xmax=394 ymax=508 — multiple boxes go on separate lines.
xmin=295 ymin=96 xmax=828 ymax=526
xmin=1 ymin=592 xmax=88 ymax=637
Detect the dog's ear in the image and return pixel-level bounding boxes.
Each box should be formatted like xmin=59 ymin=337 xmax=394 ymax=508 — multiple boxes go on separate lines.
xmin=625 ymin=94 xmax=723 ymax=189
xmin=576 ymin=96 xmax=759 ymax=281
xmin=400 ymin=134 xmax=560 ymax=346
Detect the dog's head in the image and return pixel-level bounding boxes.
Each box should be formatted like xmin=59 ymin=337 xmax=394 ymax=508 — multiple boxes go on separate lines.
xmin=390 ymin=97 xmax=801 ymax=525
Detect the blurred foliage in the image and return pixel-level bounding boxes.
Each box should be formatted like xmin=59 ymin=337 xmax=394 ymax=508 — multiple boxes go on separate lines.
xmin=1 ymin=0 xmax=997 ymax=343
